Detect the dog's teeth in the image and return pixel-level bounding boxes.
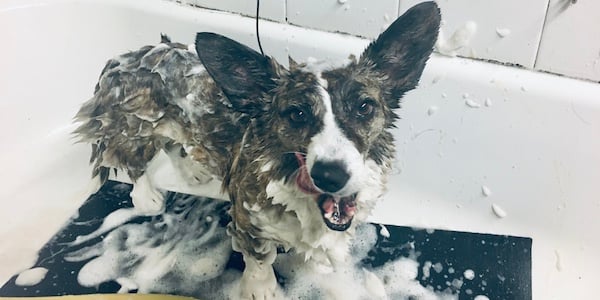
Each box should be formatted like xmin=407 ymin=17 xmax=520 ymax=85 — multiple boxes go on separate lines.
xmin=332 ymin=202 xmax=340 ymax=222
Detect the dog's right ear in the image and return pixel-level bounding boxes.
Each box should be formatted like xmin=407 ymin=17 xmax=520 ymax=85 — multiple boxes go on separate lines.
xmin=195 ymin=33 xmax=277 ymax=116
xmin=359 ymin=1 xmax=441 ymax=102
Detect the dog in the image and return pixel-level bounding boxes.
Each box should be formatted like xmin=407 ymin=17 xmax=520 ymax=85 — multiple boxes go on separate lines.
xmin=73 ymin=2 xmax=440 ymax=298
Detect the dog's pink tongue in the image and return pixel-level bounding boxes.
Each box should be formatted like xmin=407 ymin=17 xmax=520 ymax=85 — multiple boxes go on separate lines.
xmin=295 ymin=152 xmax=320 ymax=194
xmin=321 ymin=197 xmax=336 ymax=214
xmin=295 ymin=153 xmax=305 ymax=166
xmin=344 ymin=200 xmax=356 ymax=217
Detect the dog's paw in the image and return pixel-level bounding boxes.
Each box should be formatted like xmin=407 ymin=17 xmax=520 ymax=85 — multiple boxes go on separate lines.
xmin=166 ymin=146 xmax=214 ymax=185
xmin=363 ymin=268 xmax=388 ymax=299
xmin=130 ymin=174 xmax=165 ymax=216
xmin=239 ymin=275 xmax=278 ymax=300
xmin=238 ymin=259 xmax=279 ymax=300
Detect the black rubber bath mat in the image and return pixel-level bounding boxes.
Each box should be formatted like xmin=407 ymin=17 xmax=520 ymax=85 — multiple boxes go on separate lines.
xmin=0 ymin=180 xmax=531 ymax=300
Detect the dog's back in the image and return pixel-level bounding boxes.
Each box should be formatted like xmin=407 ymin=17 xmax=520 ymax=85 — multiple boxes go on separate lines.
xmin=73 ymin=36 xmax=244 ymax=185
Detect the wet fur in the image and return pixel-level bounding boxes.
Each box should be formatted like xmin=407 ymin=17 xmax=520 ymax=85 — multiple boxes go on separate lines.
xmin=74 ymin=2 xmax=440 ymax=299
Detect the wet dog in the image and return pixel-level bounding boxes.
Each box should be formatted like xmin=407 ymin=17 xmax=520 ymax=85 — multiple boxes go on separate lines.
xmin=74 ymin=2 xmax=440 ymax=298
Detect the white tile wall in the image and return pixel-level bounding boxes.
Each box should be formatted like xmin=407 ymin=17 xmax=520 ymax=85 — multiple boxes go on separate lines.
xmin=400 ymin=0 xmax=549 ymax=69
xmin=184 ymin=0 xmax=285 ymax=22
xmin=535 ymin=0 xmax=600 ymax=82
xmin=171 ymin=0 xmax=600 ymax=82
xmin=287 ymin=0 xmax=398 ymax=39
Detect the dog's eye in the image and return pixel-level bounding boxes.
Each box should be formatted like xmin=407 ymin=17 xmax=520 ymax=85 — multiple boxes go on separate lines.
xmin=286 ymin=107 xmax=309 ymax=126
xmin=356 ymin=99 xmax=376 ymax=118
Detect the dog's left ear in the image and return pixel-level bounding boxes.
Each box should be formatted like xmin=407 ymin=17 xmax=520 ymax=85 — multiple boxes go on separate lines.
xmin=359 ymin=1 xmax=441 ymax=101
xmin=195 ymin=32 xmax=278 ymax=116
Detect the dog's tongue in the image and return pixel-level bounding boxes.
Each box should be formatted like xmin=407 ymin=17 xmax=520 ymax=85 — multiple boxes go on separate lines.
xmin=295 ymin=153 xmax=320 ymax=194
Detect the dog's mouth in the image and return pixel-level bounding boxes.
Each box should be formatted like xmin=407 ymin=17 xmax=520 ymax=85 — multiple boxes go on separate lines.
xmin=294 ymin=153 xmax=356 ymax=232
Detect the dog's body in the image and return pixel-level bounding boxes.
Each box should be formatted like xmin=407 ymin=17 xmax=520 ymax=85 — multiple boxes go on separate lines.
xmin=74 ymin=2 xmax=440 ymax=299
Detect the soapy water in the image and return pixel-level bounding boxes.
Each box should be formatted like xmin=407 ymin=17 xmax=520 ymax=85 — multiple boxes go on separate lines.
xmin=2 ymin=181 xmax=532 ymax=299
xmin=436 ymin=21 xmax=478 ymax=57
xmin=59 ymin=192 xmax=456 ymax=300
xmin=14 ymin=267 xmax=48 ymax=287
xmin=65 ymin=192 xmax=234 ymax=298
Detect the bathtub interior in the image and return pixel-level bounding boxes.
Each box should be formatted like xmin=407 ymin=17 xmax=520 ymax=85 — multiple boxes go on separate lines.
xmin=0 ymin=0 xmax=599 ymax=299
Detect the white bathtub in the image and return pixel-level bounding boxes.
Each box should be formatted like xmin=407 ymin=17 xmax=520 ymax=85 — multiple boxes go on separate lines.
xmin=1 ymin=0 xmax=599 ymax=298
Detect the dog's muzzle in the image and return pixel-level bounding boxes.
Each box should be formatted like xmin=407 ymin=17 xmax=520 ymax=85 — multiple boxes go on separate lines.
xmin=294 ymin=153 xmax=357 ymax=231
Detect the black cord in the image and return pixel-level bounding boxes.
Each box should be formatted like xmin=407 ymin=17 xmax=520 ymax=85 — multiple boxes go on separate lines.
xmin=256 ymin=0 xmax=265 ymax=56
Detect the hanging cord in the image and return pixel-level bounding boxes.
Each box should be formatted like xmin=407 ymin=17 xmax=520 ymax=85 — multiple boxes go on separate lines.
xmin=256 ymin=0 xmax=265 ymax=55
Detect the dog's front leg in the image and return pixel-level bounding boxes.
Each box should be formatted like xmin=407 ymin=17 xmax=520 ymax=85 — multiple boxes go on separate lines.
xmin=228 ymin=224 xmax=278 ymax=300
xmin=240 ymin=251 xmax=278 ymax=300
xmin=130 ymin=173 xmax=165 ymax=215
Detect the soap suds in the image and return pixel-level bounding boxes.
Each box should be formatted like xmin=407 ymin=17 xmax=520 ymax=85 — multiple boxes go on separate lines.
xmin=116 ymin=277 xmax=139 ymax=293
xmin=62 ymin=198 xmax=458 ymax=300
xmin=379 ymin=224 xmax=391 ymax=238
xmin=70 ymin=207 xmax=142 ymax=246
xmin=433 ymin=262 xmax=444 ymax=274
xmin=436 ymin=21 xmax=478 ymax=57
xmin=363 ymin=269 xmax=387 ymax=298
xmin=465 ymin=99 xmax=482 ymax=108
xmin=15 ymin=267 xmax=48 ymax=286
xmin=491 ymin=203 xmax=507 ymax=218
xmin=422 ymin=261 xmax=433 ymax=280
xmin=464 ymin=269 xmax=475 ymax=280
xmin=463 ymin=93 xmax=483 ymax=108
xmin=65 ymin=195 xmax=233 ymax=298
xmin=554 ymin=250 xmax=563 ymax=272
xmin=484 ymin=98 xmax=493 ymax=107
xmin=481 ymin=186 xmax=492 ymax=197
xmin=495 ymin=28 xmax=511 ymax=38
xmin=428 ymin=106 xmax=439 ymax=116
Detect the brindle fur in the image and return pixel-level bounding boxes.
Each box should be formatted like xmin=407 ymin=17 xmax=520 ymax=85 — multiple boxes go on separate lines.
xmin=74 ymin=2 xmax=440 ymax=298
xmin=74 ymin=36 xmax=245 ymax=183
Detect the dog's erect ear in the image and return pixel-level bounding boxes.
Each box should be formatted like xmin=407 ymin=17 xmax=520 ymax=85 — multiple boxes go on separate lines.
xmin=359 ymin=1 xmax=441 ymax=101
xmin=195 ymin=32 xmax=277 ymax=116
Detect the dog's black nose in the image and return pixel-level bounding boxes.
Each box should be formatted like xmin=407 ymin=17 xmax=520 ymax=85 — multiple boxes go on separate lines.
xmin=310 ymin=160 xmax=350 ymax=193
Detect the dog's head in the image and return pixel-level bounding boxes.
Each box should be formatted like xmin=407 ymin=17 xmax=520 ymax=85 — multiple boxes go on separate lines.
xmin=196 ymin=2 xmax=440 ymax=232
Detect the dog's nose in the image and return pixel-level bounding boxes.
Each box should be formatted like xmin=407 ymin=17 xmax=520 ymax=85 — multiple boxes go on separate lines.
xmin=310 ymin=160 xmax=350 ymax=193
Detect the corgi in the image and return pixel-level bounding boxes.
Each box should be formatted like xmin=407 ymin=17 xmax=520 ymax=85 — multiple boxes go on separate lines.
xmin=74 ymin=2 xmax=440 ymax=298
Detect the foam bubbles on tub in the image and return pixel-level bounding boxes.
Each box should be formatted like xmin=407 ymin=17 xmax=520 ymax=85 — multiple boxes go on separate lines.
xmin=427 ymin=106 xmax=439 ymax=116
xmin=64 ymin=195 xmax=234 ymax=297
xmin=379 ymin=224 xmax=391 ymax=238
xmin=495 ymin=28 xmax=511 ymax=38
xmin=274 ymin=223 xmax=456 ymax=299
xmin=465 ymin=99 xmax=482 ymax=108
xmin=481 ymin=185 xmax=492 ymax=197
xmin=491 ymin=203 xmax=507 ymax=218
xmin=70 ymin=207 xmax=141 ymax=246
xmin=484 ymin=98 xmax=493 ymax=107
xmin=436 ymin=21 xmax=478 ymax=57
xmin=15 ymin=267 xmax=48 ymax=287
xmin=554 ymin=250 xmax=563 ymax=272
xmin=61 ymin=196 xmax=459 ymax=300
xmin=463 ymin=269 xmax=475 ymax=280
